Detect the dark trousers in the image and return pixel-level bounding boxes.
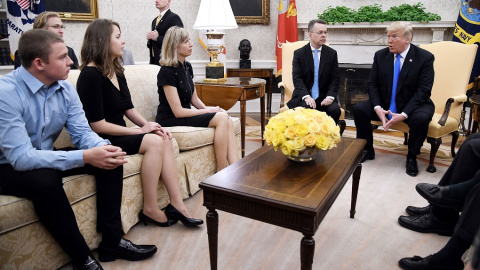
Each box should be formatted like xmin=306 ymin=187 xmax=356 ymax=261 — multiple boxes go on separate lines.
xmin=431 ymin=133 xmax=480 ymax=237
xmin=353 ymin=100 xmax=432 ymax=155
xmin=0 ymin=163 xmax=124 ymax=262
xmin=454 ymin=177 xmax=480 ymax=243
xmin=297 ymin=99 xmax=341 ymax=124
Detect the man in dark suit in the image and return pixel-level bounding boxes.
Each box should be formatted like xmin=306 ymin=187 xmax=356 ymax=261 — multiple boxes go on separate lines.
xmin=147 ymin=0 xmax=183 ymax=65
xmin=397 ymin=134 xmax=480 ymax=270
xmin=353 ymin=21 xmax=435 ymax=177
xmin=287 ymin=19 xmax=340 ymax=124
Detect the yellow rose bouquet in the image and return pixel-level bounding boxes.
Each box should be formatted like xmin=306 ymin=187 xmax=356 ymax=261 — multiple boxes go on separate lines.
xmin=263 ymin=107 xmax=341 ymax=157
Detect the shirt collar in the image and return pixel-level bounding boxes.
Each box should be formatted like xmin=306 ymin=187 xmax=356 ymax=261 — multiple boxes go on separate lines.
xmin=310 ymin=44 xmax=322 ymax=52
xmin=396 ymin=44 xmax=411 ymax=59
xmin=18 ymin=66 xmax=62 ymax=94
xmin=160 ymin=8 xmax=169 ymax=17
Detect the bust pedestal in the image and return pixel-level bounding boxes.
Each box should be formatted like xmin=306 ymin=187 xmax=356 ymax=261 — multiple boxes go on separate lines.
xmin=239 ymin=59 xmax=251 ymax=69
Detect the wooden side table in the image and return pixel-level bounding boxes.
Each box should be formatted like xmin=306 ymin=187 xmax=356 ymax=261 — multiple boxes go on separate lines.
xmin=194 ymin=77 xmax=266 ymax=157
xmin=227 ymin=68 xmax=274 ymax=116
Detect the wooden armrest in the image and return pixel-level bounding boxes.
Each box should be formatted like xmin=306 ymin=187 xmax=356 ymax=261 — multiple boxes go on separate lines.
xmin=279 ymin=83 xmax=285 ymax=108
xmin=438 ymin=95 xmax=467 ymax=126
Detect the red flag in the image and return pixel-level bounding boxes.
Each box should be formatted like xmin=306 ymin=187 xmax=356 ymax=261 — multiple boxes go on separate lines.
xmin=275 ymin=0 xmax=298 ymax=77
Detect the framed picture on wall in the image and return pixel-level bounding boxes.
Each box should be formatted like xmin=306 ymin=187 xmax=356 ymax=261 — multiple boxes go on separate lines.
xmin=44 ymin=0 xmax=98 ymax=21
xmin=229 ymin=0 xmax=270 ymax=24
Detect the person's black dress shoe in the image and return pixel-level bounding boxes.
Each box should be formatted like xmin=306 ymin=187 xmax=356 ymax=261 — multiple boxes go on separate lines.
xmin=165 ymin=204 xmax=203 ymax=227
xmin=398 ymin=213 xmax=456 ymax=236
xmin=406 ymin=158 xmax=419 ymax=176
xmin=361 ymin=150 xmax=375 ymax=163
xmin=138 ymin=210 xmax=177 ymax=227
xmin=405 ymin=205 xmax=431 ymax=216
xmin=398 ymin=255 xmax=464 ymax=270
xmin=72 ymin=255 xmax=103 ymax=270
xmin=416 ymin=183 xmax=463 ymax=211
xmin=98 ymin=238 xmax=157 ymax=262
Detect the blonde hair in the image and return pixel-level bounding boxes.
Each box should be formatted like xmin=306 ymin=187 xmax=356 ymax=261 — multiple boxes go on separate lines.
xmin=33 ymin=11 xmax=60 ymax=29
xmin=159 ymin=26 xmax=190 ymax=67
xmin=80 ymin=19 xmax=124 ymax=77
xmin=386 ymin=21 xmax=413 ymax=40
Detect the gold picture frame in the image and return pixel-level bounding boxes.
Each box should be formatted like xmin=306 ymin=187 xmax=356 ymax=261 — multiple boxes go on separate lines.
xmin=44 ymin=0 xmax=98 ymax=21
xmin=229 ymin=0 xmax=270 ymax=24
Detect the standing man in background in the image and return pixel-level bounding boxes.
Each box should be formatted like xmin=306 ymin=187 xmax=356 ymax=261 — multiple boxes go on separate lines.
xmin=147 ymin=0 xmax=183 ymax=65
xmin=14 ymin=11 xmax=79 ymax=69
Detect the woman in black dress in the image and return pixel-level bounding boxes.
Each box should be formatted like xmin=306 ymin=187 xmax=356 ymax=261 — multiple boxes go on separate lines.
xmin=156 ymin=26 xmax=239 ymax=171
xmin=77 ymin=19 xmax=202 ymax=227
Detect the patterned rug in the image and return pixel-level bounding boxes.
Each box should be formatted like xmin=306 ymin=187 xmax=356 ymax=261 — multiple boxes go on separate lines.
xmin=245 ymin=126 xmax=455 ymax=167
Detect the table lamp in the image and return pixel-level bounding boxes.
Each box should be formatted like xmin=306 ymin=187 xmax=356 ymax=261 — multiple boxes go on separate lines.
xmin=193 ymin=0 xmax=238 ymax=83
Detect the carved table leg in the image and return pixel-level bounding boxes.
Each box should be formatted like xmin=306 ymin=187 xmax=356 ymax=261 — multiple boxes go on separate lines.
xmin=300 ymin=234 xmax=315 ymax=270
xmin=350 ymin=163 xmax=362 ymax=218
xmin=206 ymin=208 xmax=219 ymax=270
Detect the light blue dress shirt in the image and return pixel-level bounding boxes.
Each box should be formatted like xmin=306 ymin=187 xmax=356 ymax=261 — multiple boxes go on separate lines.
xmin=0 ymin=67 xmax=109 ymax=171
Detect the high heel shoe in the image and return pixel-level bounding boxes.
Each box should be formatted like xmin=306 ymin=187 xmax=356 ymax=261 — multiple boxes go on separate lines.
xmin=165 ymin=204 xmax=203 ymax=227
xmin=138 ymin=210 xmax=177 ymax=227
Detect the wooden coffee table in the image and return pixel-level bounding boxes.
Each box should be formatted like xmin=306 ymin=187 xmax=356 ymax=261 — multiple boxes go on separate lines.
xmin=200 ymin=138 xmax=366 ymax=270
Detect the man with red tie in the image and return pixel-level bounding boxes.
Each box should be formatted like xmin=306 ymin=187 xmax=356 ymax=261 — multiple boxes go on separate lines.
xmin=353 ymin=21 xmax=435 ymax=177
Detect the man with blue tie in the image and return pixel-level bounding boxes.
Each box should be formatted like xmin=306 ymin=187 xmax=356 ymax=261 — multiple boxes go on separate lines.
xmin=353 ymin=21 xmax=435 ymax=176
xmin=287 ymin=19 xmax=341 ymax=124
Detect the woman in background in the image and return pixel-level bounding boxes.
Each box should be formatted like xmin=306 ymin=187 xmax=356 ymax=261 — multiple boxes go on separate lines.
xmin=77 ymin=19 xmax=202 ymax=227
xmin=156 ymin=26 xmax=239 ymax=172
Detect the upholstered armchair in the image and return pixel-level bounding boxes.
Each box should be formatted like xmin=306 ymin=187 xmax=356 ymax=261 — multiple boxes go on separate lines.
xmin=372 ymin=41 xmax=478 ymax=173
xmin=278 ymin=40 xmax=346 ymax=135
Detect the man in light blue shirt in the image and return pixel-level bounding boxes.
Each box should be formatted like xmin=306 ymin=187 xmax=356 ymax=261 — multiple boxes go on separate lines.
xmin=0 ymin=30 xmax=157 ymax=269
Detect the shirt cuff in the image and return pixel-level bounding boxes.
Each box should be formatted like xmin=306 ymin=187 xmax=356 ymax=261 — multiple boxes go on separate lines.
xmin=326 ymin=96 xmax=334 ymax=100
xmin=374 ymin=106 xmax=383 ymax=111
xmin=302 ymin=95 xmax=311 ymax=101
xmin=401 ymin=112 xmax=408 ymax=119
xmin=66 ymin=150 xmax=85 ymax=168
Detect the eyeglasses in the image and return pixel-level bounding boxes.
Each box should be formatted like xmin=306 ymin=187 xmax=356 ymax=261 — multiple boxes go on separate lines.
xmin=48 ymin=25 xmax=65 ymax=30
xmin=310 ymin=31 xmax=328 ymax=35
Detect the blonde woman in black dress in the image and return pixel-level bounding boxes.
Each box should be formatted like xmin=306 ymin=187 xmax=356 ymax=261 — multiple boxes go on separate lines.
xmin=156 ymin=26 xmax=239 ymax=171
xmin=77 ymin=19 xmax=202 ymax=228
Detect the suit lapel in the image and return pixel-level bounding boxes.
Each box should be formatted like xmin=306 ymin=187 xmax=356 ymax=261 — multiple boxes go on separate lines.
xmin=156 ymin=10 xmax=171 ymax=30
xmin=303 ymin=44 xmax=314 ymax=75
xmin=385 ymin=52 xmax=394 ymax=96
xmin=318 ymin=45 xmax=328 ymax=78
xmin=396 ymin=45 xmax=416 ymax=92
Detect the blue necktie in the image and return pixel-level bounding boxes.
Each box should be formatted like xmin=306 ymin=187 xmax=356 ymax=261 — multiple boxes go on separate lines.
xmin=388 ymin=54 xmax=402 ymax=119
xmin=311 ymin=49 xmax=319 ymax=100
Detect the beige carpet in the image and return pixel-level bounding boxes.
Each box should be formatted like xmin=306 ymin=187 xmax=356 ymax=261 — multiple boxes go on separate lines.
xmin=70 ymin=128 xmax=458 ymax=270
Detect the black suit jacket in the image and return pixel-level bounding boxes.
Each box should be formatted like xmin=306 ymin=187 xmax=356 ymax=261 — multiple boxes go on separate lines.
xmin=147 ymin=9 xmax=183 ymax=65
xmin=287 ymin=43 xmax=339 ymax=108
xmin=368 ymin=44 xmax=435 ymax=116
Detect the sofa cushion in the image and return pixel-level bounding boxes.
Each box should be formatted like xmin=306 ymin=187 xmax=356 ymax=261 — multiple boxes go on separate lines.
xmin=166 ymin=117 xmax=241 ymax=151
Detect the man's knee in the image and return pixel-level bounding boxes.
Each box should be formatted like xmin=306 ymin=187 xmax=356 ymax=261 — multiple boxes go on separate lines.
xmin=409 ymin=111 xmax=431 ymax=126
xmin=353 ymin=101 xmax=371 ymax=121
